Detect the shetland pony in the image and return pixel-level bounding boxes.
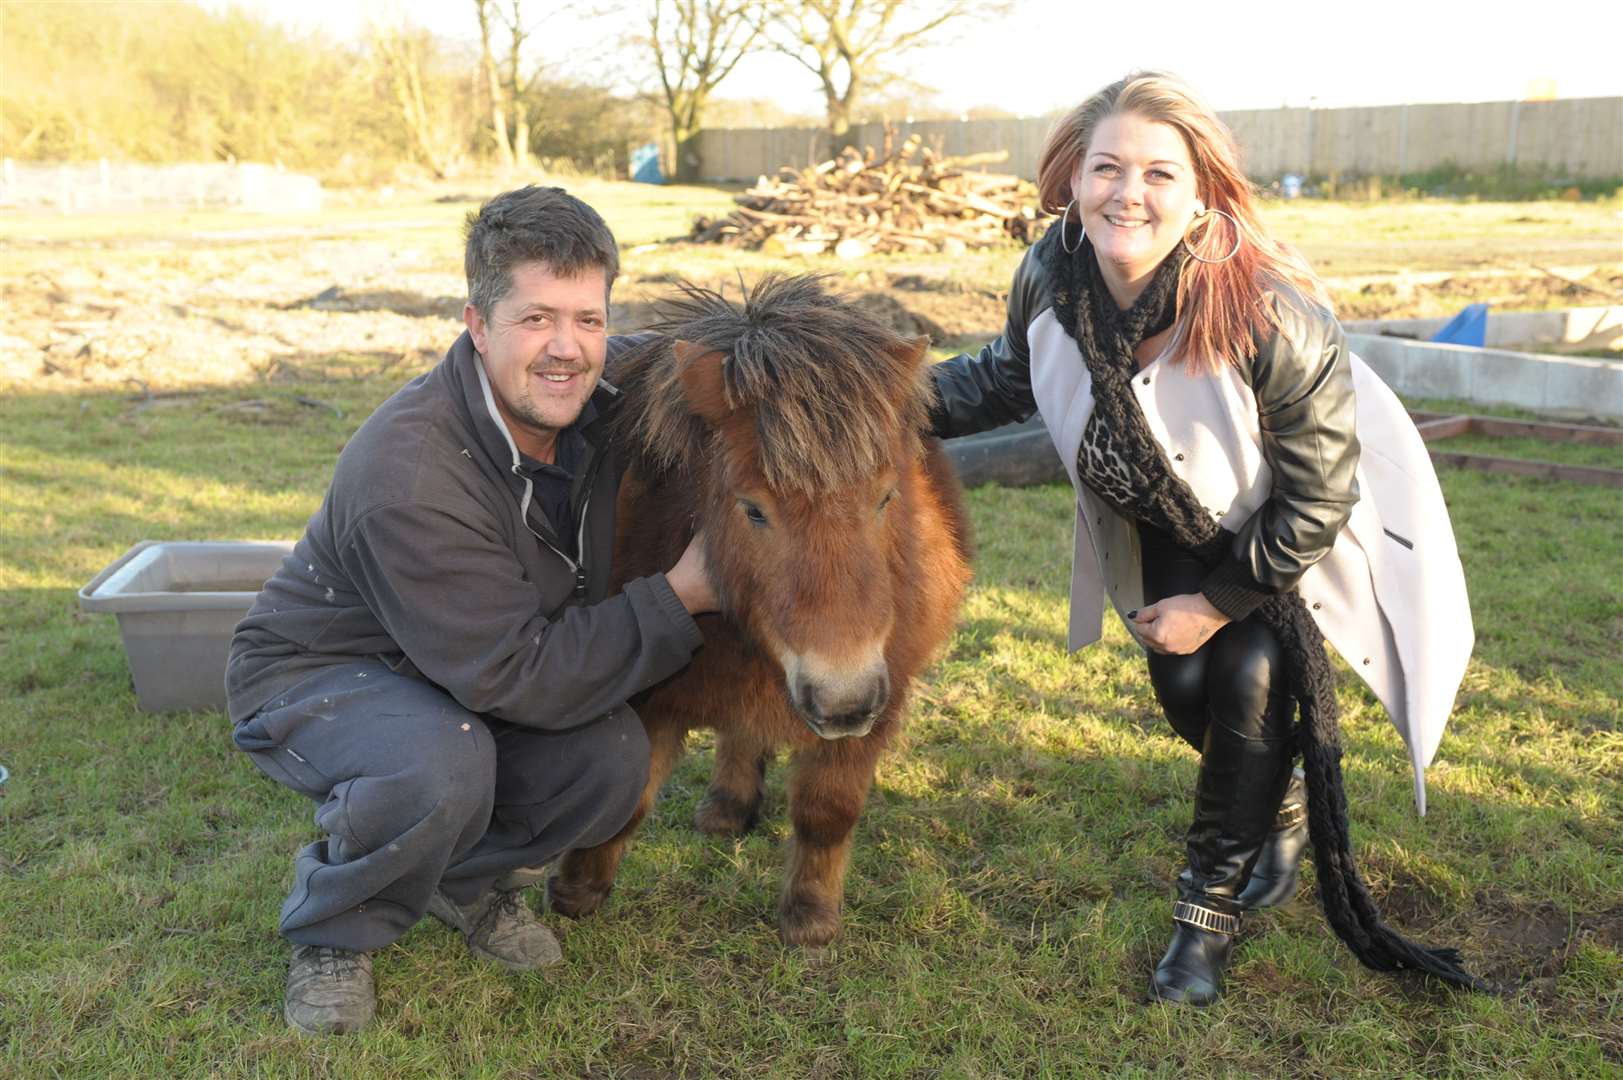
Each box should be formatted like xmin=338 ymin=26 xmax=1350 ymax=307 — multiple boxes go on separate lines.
xmin=547 ymin=275 xmax=972 ymax=946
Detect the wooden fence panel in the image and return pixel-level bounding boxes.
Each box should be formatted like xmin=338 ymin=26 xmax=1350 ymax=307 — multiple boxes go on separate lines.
xmin=697 ymin=98 xmax=1621 ymax=183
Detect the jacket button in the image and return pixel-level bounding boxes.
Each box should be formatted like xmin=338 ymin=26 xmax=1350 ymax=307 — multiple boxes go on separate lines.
xmin=1175 ymin=453 xmax=1185 ymax=461
xmin=1312 ymin=602 xmax=1321 ymax=610
xmin=1362 ymin=657 xmax=1372 ymax=666
xmin=1141 ymin=376 xmax=1151 ymax=386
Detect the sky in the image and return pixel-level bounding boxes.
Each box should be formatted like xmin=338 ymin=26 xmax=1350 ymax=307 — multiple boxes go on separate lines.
xmin=228 ymin=0 xmax=1623 ymax=117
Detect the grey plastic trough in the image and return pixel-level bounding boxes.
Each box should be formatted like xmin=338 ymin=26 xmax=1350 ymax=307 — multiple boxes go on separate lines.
xmin=79 ymin=540 xmax=294 ymax=713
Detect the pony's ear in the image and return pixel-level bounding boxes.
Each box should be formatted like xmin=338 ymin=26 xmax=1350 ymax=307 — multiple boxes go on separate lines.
xmin=883 ymin=334 xmax=933 ymax=415
xmin=886 ymin=335 xmax=931 ymax=372
xmin=674 ymin=339 xmax=731 ymax=424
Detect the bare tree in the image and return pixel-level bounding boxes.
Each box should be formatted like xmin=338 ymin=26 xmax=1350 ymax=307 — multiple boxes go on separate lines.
xmin=647 ymin=0 xmax=762 ymax=182
xmin=474 ymin=0 xmax=515 ymax=168
xmin=755 ymin=0 xmax=986 ymax=151
xmin=469 ymin=0 xmax=549 ymax=169
xmin=498 ymin=0 xmax=542 ymax=167
xmin=370 ymin=19 xmax=461 ymax=178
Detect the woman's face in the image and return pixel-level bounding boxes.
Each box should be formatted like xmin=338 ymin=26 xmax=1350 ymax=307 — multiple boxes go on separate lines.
xmin=1073 ymin=112 xmax=1202 ymax=283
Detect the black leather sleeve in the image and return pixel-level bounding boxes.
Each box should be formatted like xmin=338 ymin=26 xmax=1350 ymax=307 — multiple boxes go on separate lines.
xmin=1200 ymin=298 xmax=1361 ymax=621
xmin=926 ymin=240 xmax=1054 ymax=439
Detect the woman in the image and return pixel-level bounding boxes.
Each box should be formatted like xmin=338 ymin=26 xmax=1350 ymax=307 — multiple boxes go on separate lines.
xmin=929 ymin=72 xmax=1485 ymax=1004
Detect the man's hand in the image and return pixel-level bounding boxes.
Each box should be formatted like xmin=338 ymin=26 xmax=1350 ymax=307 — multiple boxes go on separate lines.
xmin=666 ymin=532 xmax=719 ymax=616
xmin=1129 ymin=593 xmax=1230 ymax=655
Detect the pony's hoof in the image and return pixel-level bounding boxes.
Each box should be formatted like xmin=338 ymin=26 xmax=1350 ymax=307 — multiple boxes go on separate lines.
xmin=694 ymin=791 xmax=761 ymax=836
xmin=778 ymin=896 xmax=842 ymax=948
xmin=546 ymin=873 xmax=610 ymax=919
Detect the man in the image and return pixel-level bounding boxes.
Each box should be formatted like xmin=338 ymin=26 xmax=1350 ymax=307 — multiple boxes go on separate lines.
xmin=226 ymin=186 xmax=715 ymax=1035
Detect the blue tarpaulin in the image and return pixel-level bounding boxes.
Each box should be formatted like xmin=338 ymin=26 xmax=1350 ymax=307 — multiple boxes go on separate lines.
xmin=631 ymin=143 xmax=664 ymax=184
xmin=1431 ymin=303 xmax=1489 ymax=347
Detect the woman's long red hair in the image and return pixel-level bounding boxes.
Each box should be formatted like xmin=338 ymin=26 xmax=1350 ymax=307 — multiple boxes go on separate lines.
xmin=1037 ymin=72 xmax=1333 ymax=373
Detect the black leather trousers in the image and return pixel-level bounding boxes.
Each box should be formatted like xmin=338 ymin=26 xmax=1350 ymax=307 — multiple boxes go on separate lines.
xmin=1139 ymin=524 xmax=1297 ymax=913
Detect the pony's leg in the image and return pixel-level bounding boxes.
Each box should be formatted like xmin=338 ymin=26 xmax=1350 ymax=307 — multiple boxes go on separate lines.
xmin=547 ymin=716 xmax=686 ymax=919
xmin=779 ymin=738 xmax=882 ymax=947
xmin=694 ymin=727 xmax=771 ymax=837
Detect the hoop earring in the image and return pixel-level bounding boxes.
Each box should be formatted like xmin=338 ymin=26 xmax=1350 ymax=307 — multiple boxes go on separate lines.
xmin=1183 ymin=207 xmax=1242 ymax=264
xmin=1058 ymin=199 xmax=1085 ymax=255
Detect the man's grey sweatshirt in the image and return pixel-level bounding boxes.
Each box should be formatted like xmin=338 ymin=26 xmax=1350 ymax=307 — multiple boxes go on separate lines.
xmin=225 ymin=331 xmax=703 ymax=727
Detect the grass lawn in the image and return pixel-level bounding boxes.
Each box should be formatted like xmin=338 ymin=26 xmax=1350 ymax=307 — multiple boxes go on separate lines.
xmin=2 ymin=185 xmax=1620 ymax=1076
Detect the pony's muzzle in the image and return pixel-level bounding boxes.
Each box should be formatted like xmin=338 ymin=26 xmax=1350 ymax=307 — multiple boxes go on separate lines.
xmin=790 ymin=664 xmax=891 ymax=740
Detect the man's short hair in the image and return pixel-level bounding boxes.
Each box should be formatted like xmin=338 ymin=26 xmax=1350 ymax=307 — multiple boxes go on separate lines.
xmin=463 ymin=186 xmax=619 ymax=318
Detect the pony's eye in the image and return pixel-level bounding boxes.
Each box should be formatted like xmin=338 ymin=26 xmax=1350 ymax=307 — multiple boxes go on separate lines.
xmin=740 ymin=500 xmax=769 ymax=527
xmin=877 ymin=488 xmax=897 ymax=513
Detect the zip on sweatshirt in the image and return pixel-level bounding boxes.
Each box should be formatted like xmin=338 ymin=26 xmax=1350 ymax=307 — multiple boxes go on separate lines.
xmin=473 ymin=355 xmax=594 ymax=601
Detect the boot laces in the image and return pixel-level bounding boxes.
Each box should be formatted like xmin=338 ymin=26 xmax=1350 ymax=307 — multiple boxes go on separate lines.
xmin=473 ymin=889 xmax=528 ymax=938
xmin=301 ymin=944 xmax=366 ymax=980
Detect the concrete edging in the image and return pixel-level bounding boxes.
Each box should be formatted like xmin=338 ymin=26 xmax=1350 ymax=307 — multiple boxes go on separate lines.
xmin=1342 ymin=305 xmax=1622 ymax=351
xmin=1346 ymin=333 xmax=1622 ymax=418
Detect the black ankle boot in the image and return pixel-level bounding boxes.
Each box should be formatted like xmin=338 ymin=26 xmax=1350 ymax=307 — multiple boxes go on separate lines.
xmin=1237 ymin=767 xmax=1308 ymax=911
xmin=1152 ymin=708 xmax=1295 ymax=1006
xmin=1150 ymin=901 xmax=1238 ymax=1005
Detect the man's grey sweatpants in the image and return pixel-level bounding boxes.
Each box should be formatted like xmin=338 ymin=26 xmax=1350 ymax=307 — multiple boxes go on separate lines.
xmin=232 ymin=660 xmax=650 ymax=952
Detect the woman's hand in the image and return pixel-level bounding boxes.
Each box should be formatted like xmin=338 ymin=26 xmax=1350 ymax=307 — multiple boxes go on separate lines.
xmin=1129 ymin=593 xmax=1230 ymax=655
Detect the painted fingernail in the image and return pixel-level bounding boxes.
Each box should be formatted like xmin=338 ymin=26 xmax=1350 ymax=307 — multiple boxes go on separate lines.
xmin=1127 ymin=610 xmax=1138 ymax=619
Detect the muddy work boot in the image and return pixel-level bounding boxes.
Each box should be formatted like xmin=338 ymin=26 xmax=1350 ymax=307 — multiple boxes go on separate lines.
xmin=427 ymin=887 xmax=563 ymax=972
xmin=284 ymin=945 xmax=375 ymax=1035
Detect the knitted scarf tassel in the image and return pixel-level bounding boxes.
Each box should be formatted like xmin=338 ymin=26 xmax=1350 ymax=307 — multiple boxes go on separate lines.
xmin=1045 ymin=236 xmax=1490 ymax=992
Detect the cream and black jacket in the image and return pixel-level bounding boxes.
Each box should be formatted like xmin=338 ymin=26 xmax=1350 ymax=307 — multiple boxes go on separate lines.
xmin=931 ymin=233 xmax=1473 ymax=812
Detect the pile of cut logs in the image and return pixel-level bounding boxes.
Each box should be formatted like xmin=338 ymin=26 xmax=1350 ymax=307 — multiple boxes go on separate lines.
xmin=689 ymin=134 xmax=1050 ymax=258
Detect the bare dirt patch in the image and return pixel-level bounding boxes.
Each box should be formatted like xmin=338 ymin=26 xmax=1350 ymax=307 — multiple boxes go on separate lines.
xmin=1331 ymin=267 xmax=1623 ymax=321
xmin=3 ymin=195 xmax=1616 ymax=395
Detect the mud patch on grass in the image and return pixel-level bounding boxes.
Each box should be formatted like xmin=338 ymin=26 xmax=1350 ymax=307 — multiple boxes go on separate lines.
xmin=848 ymin=292 xmax=947 ymax=341
xmin=1476 ymin=898 xmax=1571 ymax=982
xmin=1370 ymin=868 xmax=1451 ymax=931
xmin=286 ymin=286 xmax=462 ymax=319
xmin=1468 ymin=895 xmax=1623 ymax=992
xmin=1576 ymin=905 xmax=1623 ymax=951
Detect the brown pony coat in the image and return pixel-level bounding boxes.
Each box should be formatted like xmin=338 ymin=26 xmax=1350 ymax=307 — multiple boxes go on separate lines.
xmin=547 ymin=275 xmax=972 ymax=945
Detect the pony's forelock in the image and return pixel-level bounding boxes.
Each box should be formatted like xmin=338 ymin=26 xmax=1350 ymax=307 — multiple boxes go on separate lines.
xmin=613 ymin=275 xmax=932 ymax=494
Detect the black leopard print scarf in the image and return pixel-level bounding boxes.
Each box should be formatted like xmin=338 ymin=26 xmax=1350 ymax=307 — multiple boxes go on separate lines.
xmin=1043 ymin=233 xmax=1489 ymax=992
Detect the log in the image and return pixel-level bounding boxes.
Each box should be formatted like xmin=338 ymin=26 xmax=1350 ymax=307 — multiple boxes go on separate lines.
xmin=692 ymin=139 xmax=1050 ymax=257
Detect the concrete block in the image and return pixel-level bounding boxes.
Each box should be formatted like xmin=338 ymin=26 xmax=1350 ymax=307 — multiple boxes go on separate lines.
xmin=1469 ymin=348 xmax=1548 ymax=409
xmin=1347 ymin=334 xmax=1410 ymax=387
xmin=1402 ymin=343 xmax=1474 ymax=399
xmin=1348 ymin=332 xmax=1621 ymax=419
xmin=1540 ymin=357 xmax=1623 ymax=416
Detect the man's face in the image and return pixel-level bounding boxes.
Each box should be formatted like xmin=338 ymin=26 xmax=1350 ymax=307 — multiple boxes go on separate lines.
xmin=464 ymin=260 xmax=608 ymax=462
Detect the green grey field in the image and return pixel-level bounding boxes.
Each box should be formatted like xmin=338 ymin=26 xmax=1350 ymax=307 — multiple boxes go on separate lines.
xmin=2 ymin=184 xmax=1620 ymax=1078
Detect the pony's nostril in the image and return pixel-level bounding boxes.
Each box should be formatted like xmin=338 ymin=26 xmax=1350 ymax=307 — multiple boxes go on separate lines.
xmin=863 ymin=680 xmax=890 ymax=720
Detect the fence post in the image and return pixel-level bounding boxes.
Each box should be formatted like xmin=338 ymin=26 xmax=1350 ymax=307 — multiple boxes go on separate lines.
xmin=1506 ymin=100 xmax=1521 ymax=168
xmin=1305 ymin=105 xmax=1316 ymax=180
xmin=1397 ymin=103 xmax=1409 ymax=180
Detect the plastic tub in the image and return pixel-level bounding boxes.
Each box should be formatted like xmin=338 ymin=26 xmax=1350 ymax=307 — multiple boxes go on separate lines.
xmin=79 ymin=540 xmax=294 ymax=712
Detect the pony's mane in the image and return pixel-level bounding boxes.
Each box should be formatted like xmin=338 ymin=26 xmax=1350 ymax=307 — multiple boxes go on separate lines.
xmin=612 ymin=274 xmax=933 ymax=494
